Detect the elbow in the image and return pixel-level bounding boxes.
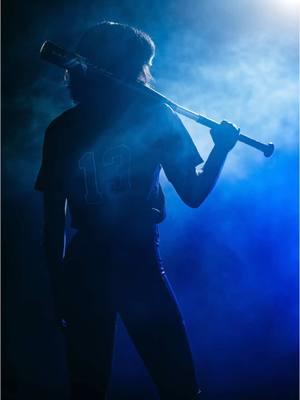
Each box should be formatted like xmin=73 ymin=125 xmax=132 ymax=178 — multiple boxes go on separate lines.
xmin=180 ymin=183 xmax=212 ymax=208
xmin=185 ymin=199 xmax=205 ymax=209
xmin=173 ymin=173 xmax=213 ymax=208
xmin=183 ymin=193 xmax=208 ymax=208
xmin=184 ymin=177 xmax=215 ymax=208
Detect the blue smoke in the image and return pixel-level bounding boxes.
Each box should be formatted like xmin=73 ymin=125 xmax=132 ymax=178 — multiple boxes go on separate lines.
xmin=4 ymin=0 xmax=298 ymax=399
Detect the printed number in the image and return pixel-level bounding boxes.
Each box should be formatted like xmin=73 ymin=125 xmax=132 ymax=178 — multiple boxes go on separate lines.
xmin=79 ymin=145 xmax=131 ymax=204
xmin=103 ymin=145 xmax=131 ymax=192
xmin=79 ymin=152 xmax=102 ymax=204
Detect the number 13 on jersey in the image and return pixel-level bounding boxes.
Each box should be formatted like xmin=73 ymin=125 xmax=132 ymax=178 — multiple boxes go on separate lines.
xmin=79 ymin=145 xmax=132 ymax=204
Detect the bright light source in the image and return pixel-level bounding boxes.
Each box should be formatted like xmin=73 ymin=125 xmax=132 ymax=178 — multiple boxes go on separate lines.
xmin=271 ymin=0 xmax=299 ymax=14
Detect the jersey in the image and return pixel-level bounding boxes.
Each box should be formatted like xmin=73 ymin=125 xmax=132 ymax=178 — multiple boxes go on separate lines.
xmin=35 ymin=92 xmax=203 ymax=233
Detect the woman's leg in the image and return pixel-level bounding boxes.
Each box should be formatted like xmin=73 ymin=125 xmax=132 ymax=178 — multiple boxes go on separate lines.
xmin=65 ymin=315 xmax=116 ymax=400
xmin=117 ymin=243 xmax=200 ymax=400
xmin=63 ymin=233 xmax=116 ymax=400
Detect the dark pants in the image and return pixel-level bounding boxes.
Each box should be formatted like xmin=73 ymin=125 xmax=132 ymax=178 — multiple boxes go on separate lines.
xmin=62 ymin=225 xmax=199 ymax=400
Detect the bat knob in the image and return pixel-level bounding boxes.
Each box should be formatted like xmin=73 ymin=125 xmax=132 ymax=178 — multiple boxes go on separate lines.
xmin=264 ymin=143 xmax=275 ymax=158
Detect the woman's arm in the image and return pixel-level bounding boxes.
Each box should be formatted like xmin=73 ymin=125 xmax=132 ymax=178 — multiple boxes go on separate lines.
xmin=170 ymin=121 xmax=240 ymax=208
xmin=43 ymin=190 xmax=67 ymax=322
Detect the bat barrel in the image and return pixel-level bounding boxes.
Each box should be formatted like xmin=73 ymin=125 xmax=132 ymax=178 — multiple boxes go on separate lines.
xmin=40 ymin=41 xmax=87 ymax=70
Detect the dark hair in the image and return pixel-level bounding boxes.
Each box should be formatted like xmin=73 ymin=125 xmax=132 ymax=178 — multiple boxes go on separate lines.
xmin=67 ymin=21 xmax=155 ymax=103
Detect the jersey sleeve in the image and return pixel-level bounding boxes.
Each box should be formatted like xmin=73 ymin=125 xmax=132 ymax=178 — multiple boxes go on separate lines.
xmin=35 ymin=119 xmax=66 ymax=193
xmin=159 ymin=105 xmax=203 ymax=184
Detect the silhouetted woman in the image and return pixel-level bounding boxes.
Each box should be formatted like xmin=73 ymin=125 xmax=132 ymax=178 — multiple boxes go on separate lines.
xmin=36 ymin=21 xmax=239 ymax=400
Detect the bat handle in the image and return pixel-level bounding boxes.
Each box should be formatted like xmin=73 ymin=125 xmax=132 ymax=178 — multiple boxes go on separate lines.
xmin=196 ymin=116 xmax=275 ymax=158
xmin=238 ymin=134 xmax=274 ymax=158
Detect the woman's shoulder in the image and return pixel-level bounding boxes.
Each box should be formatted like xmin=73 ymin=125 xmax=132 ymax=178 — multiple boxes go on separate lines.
xmin=46 ymin=105 xmax=82 ymax=133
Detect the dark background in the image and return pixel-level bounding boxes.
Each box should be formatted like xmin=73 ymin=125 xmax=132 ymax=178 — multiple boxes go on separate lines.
xmin=2 ymin=0 xmax=299 ymax=399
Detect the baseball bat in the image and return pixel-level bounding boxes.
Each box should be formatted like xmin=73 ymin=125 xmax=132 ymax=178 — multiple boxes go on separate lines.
xmin=40 ymin=40 xmax=275 ymax=157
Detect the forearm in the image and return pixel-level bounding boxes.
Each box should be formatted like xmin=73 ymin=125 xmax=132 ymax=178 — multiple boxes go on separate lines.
xmin=182 ymin=146 xmax=229 ymax=208
xmin=41 ymin=192 xmax=67 ymax=323
xmin=182 ymin=118 xmax=241 ymax=208
xmin=196 ymin=146 xmax=228 ymax=198
xmin=43 ymin=192 xmax=66 ymax=281
xmin=44 ymin=222 xmax=66 ymax=274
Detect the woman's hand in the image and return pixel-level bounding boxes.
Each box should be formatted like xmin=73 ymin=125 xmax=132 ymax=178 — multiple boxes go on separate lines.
xmin=210 ymin=120 xmax=240 ymax=152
